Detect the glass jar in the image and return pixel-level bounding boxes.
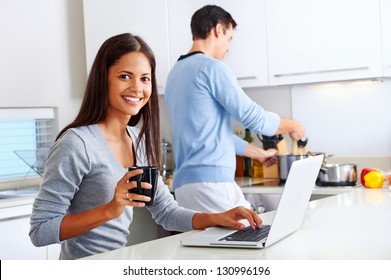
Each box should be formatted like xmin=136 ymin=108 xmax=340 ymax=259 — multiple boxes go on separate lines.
xmin=161 ymin=138 xmax=173 ymax=179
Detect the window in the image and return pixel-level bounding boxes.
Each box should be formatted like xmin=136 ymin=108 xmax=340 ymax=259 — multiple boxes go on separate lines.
xmin=0 ymin=108 xmax=56 ymax=188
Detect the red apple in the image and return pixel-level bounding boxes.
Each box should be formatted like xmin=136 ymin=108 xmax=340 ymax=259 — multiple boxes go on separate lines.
xmin=360 ymin=167 xmax=372 ymax=185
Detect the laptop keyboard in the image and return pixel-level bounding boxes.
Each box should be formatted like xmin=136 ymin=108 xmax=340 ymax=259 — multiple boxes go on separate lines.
xmin=219 ymin=225 xmax=271 ymax=242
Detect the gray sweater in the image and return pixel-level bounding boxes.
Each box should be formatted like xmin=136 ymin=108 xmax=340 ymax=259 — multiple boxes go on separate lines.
xmin=29 ymin=124 xmax=195 ymax=259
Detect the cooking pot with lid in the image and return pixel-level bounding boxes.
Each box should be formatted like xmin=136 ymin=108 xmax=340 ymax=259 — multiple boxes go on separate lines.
xmin=278 ymin=152 xmax=326 ymax=182
xmin=318 ymin=163 xmax=357 ymax=186
xmin=278 ymin=153 xmax=357 ymax=186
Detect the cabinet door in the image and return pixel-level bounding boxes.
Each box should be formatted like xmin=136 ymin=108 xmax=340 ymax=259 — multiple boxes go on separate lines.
xmin=167 ymin=0 xmax=269 ymax=87
xmin=265 ymin=0 xmax=382 ymax=85
xmin=0 ymin=205 xmax=46 ymax=260
xmin=83 ymin=0 xmax=170 ymax=92
xmin=380 ymin=0 xmax=391 ymax=76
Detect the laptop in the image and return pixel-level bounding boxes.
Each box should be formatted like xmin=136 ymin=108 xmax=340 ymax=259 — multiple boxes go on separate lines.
xmin=181 ymin=154 xmax=324 ymax=249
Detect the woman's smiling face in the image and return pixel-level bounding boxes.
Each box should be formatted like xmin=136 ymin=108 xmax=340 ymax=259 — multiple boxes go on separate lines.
xmin=107 ymin=51 xmax=152 ymax=118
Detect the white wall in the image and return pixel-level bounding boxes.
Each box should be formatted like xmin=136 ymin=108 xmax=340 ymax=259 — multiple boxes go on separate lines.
xmin=0 ymin=0 xmax=86 ymax=130
xmin=292 ymin=80 xmax=391 ymax=157
xmin=236 ymin=81 xmax=391 ymax=157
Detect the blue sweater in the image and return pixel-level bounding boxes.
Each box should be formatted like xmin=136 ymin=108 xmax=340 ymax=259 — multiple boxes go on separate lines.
xmin=165 ymin=53 xmax=280 ymax=189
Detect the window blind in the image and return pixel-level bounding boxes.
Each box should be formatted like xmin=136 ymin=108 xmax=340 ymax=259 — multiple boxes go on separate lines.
xmin=0 ymin=108 xmax=56 ymax=183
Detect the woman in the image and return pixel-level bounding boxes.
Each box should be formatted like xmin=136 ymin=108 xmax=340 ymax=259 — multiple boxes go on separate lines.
xmin=29 ymin=33 xmax=262 ymax=260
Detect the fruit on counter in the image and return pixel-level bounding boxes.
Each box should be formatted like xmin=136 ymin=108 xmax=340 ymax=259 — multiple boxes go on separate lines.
xmin=360 ymin=167 xmax=372 ymax=184
xmin=360 ymin=168 xmax=385 ymax=188
xmin=386 ymin=174 xmax=391 ymax=185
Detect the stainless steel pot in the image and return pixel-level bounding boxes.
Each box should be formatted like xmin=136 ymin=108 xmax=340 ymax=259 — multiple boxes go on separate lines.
xmin=318 ymin=163 xmax=357 ymax=186
xmin=278 ymin=153 xmax=326 ymax=182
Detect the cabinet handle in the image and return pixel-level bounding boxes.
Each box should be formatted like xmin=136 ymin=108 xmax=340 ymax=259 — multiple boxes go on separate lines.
xmin=237 ymin=76 xmax=257 ymax=81
xmin=274 ymin=67 xmax=369 ymax=78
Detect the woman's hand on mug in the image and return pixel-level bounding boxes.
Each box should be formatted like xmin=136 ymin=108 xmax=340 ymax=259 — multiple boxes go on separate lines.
xmin=106 ymin=169 xmax=152 ymax=218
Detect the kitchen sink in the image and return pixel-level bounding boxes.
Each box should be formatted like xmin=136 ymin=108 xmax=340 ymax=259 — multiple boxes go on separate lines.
xmin=0 ymin=186 xmax=39 ymax=199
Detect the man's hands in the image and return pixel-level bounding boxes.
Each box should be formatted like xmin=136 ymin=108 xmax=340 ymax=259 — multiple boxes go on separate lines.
xmin=243 ymin=143 xmax=278 ymax=167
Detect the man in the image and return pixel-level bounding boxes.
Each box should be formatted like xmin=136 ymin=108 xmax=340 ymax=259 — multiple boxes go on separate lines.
xmin=165 ymin=5 xmax=305 ymax=213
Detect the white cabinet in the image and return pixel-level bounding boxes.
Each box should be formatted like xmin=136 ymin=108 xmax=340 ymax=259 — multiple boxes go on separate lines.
xmin=0 ymin=204 xmax=46 ymax=260
xmin=83 ymin=0 xmax=170 ymax=92
xmin=265 ymin=0 xmax=383 ymax=85
xmin=82 ymin=0 xmax=388 ymax=89
xmin=167 ymin=0 xmax=269 ymax=87
xmin=380 ymin=0 xmax=391 ymax=77
xmin=0 ymin=202 xmax=61 ymax=260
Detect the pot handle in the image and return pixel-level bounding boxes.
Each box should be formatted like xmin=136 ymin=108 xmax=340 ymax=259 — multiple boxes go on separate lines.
xmin=319 ymin=167 xmax=328 ymax=174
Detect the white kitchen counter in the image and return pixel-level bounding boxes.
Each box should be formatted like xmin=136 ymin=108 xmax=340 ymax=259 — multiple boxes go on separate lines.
xmin=83 ymin=187 xmax=391 ymax=260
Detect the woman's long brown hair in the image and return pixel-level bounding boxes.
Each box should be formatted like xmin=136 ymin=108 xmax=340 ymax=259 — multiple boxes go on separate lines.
xmin=57 ymin=33 xmax=161 ymax=168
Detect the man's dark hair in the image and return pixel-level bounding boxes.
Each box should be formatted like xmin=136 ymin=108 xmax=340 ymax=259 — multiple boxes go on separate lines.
xmin=190 ymin=5 xmax=237 ymax=40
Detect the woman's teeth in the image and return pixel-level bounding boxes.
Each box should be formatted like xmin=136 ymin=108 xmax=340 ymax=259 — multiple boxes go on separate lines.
xmin=123 ymin=96 xmax=141 ymax=102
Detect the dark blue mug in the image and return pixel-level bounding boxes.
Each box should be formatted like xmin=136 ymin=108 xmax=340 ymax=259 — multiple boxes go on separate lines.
xmin=127 ymin=166 xmax=158 ymax=206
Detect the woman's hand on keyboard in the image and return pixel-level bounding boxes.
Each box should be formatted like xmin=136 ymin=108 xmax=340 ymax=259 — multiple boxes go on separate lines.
xmin=192 ymin=206 xmax=262 ymax=230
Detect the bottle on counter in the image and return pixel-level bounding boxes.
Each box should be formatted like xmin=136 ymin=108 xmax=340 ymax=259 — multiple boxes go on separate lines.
xmin=235 ymin=130 xmax=244 ymax=177
xmin=251 ymin=159 xmax=264 ymax=178
xmin=243 ymin=129 xmax=253 ymax=177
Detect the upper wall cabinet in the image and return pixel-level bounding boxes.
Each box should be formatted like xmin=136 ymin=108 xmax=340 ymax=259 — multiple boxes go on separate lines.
xmin=265 ymin=0 xmax=383 ymax=86
xmin=167 ymin=0 xmax=269 ymax=87
xmin=83 ymin=0 xmax=170 ymax=92
xmin=380 ymin=0 xmax=391 ymax=77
